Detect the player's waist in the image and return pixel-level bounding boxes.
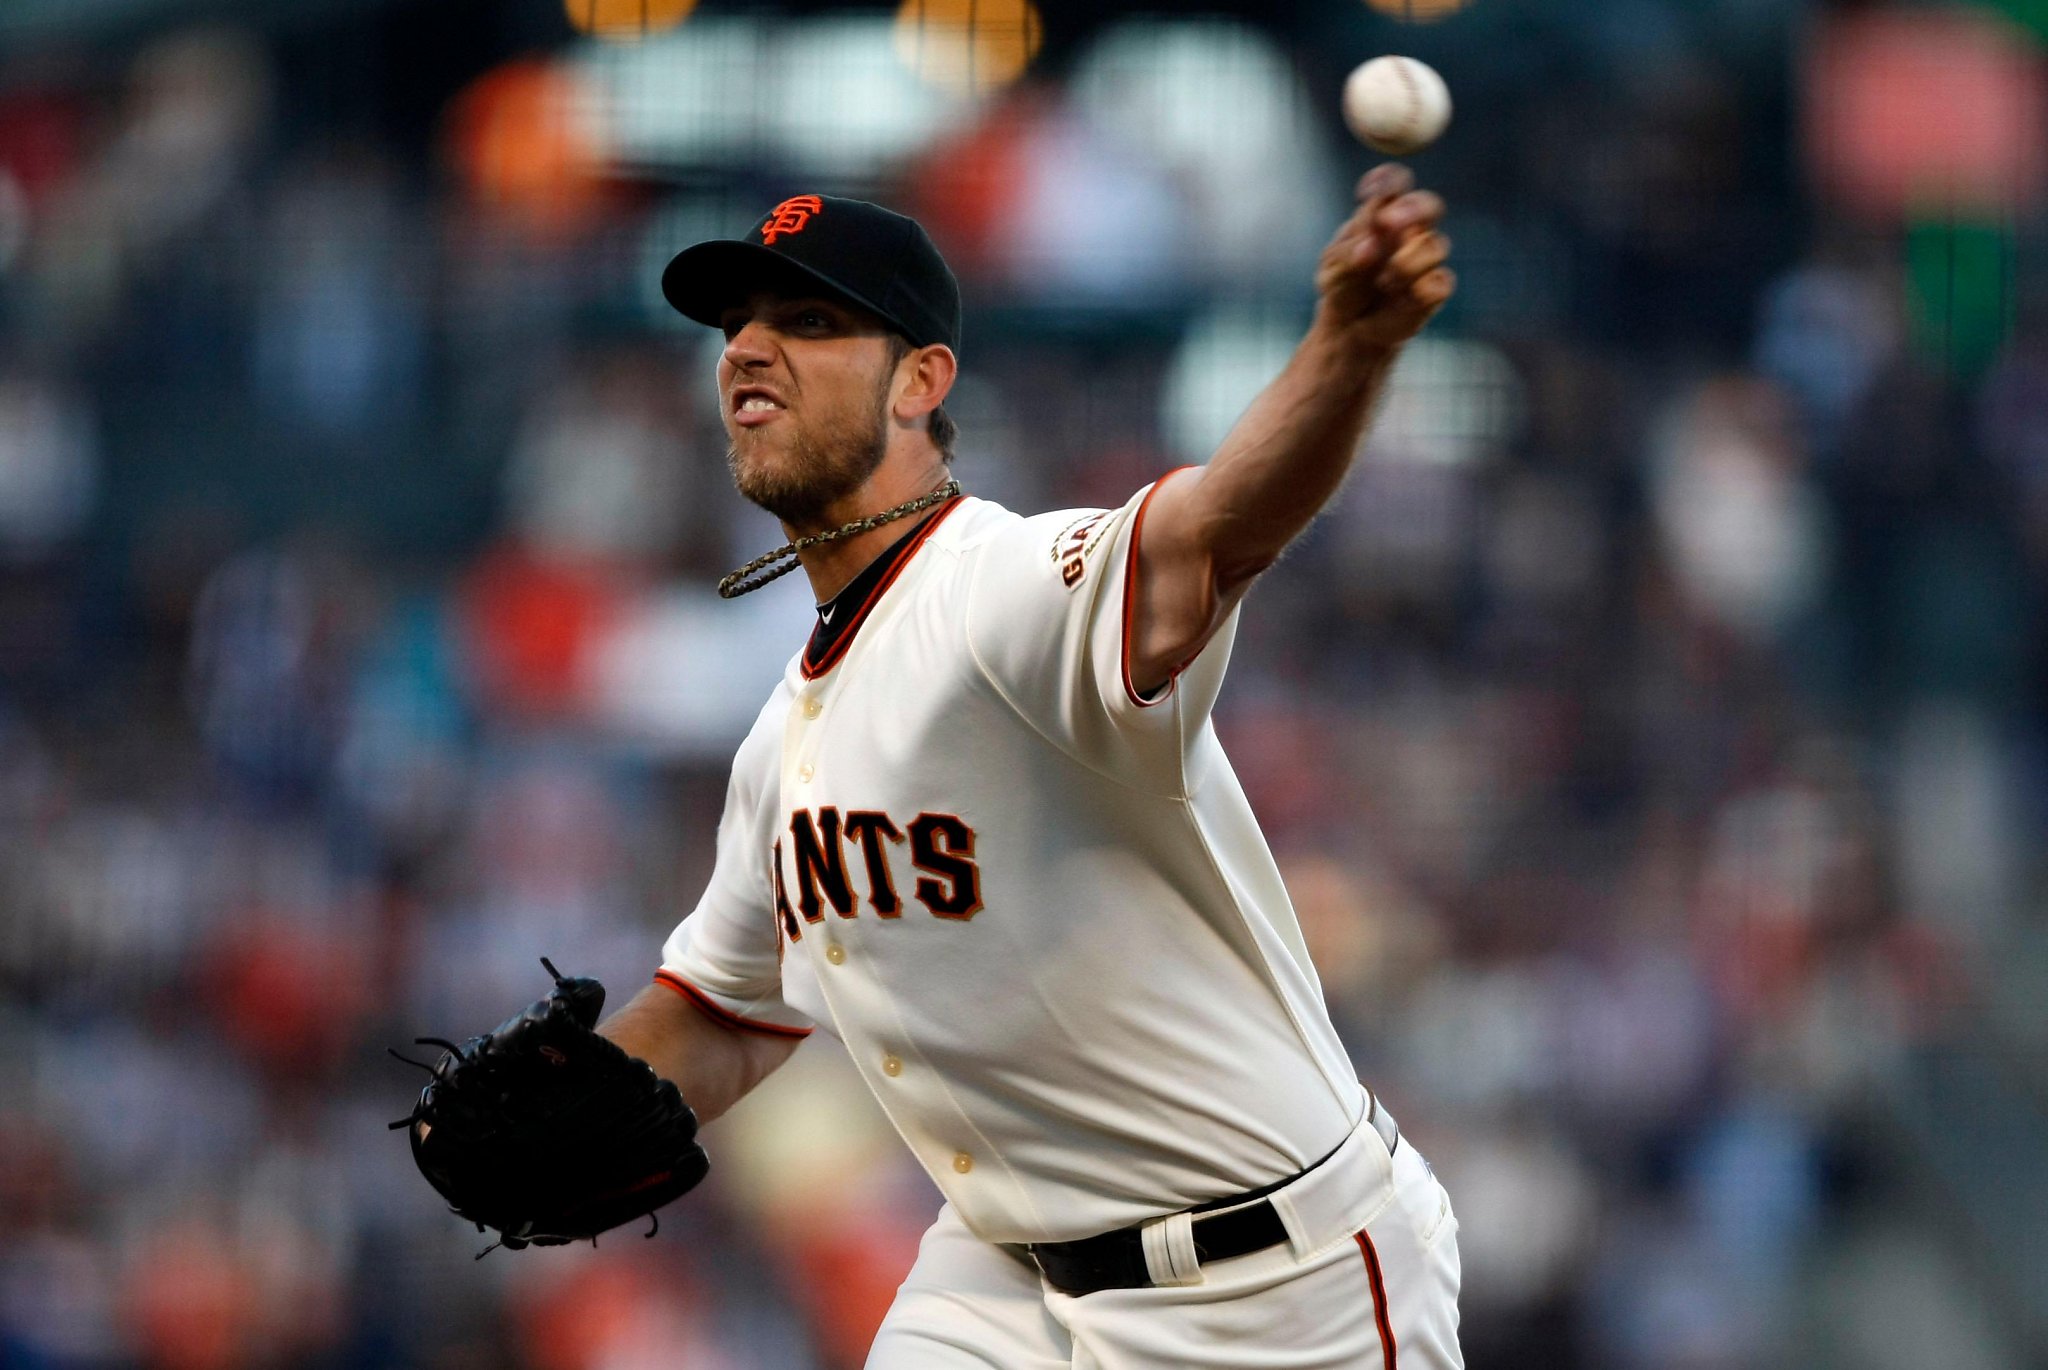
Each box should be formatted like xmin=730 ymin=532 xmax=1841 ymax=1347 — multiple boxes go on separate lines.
xmin=1021 ymin=1091 xmax=1401 ymax=1297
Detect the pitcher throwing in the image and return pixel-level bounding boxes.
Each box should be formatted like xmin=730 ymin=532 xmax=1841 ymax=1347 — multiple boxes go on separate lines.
xmin=602 ymin=166 xmax=1462 ymax=1367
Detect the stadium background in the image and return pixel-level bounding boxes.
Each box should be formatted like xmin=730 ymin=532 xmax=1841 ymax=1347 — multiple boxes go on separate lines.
xmin=2 ymin=0 xmax=2046 ymax=1365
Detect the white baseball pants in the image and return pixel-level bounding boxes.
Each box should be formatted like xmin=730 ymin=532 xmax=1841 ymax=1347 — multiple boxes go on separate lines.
xmin=867 ymin=1114 xmax=1463 ymax=1368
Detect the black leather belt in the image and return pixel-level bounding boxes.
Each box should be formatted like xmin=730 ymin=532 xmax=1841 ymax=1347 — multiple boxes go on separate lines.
xmin=1028 ymin=1096 xmax=1400 ymax=1296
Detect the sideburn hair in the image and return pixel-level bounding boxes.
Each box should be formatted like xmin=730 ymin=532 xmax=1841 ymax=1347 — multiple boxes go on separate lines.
xmin=884 ymin=333 xmax=958 ymax=461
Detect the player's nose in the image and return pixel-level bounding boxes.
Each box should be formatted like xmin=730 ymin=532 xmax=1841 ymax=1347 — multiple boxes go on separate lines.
xmin=722 ymin=319 xmax=778 ymax=370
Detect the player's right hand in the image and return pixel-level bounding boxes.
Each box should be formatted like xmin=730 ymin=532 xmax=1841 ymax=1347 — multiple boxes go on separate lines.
xmin=1313 ymin=163 xmax=1454 ymax=352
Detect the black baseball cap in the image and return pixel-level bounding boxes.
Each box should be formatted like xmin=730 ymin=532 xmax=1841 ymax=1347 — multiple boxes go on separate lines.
xmin=661 ymin=195 xmax=962 ymax=353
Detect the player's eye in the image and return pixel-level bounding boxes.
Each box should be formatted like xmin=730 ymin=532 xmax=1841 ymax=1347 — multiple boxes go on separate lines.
xmin=720 ymin=318 xmax=747 ymax=341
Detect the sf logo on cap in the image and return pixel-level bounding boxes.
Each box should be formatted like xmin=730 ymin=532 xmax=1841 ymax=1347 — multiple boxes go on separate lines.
xmin=762 ymin=196 xmax=825 ymax=244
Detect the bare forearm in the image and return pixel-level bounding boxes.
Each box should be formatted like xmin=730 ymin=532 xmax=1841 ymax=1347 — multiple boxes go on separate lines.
xmin=1195 ymin=314 xmax=1397 ymax=584
xmin=599 ymin=983 xmax=798 ymax=1123
xmin=1126 ymin=165 xmax=1452 ymax=693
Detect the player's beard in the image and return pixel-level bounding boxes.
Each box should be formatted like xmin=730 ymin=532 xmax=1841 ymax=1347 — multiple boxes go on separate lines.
xmin=728 ymin=363 xmax=892 ymax=529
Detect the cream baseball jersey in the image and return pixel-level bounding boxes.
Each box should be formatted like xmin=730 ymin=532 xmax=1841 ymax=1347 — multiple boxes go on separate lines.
xmin=658 ymin=478 xmax=1369 ymax=1245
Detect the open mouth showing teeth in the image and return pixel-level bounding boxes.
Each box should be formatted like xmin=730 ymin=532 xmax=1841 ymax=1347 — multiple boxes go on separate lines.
xmin=739 ymin=397 xmax=782 ymax=412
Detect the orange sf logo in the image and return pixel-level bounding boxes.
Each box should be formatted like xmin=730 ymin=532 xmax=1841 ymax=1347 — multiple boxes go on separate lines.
xmin=762 ymin=196 xmax=824 ymax=244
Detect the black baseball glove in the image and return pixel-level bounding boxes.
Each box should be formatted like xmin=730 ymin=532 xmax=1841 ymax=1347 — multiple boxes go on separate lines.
xmin=390 ymin=959 xmax=710 ymax=1255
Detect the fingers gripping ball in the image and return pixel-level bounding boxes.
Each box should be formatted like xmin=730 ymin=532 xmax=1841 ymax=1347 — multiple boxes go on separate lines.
xmin=391 ymin=959 xmax=710 ymax=1255
xmin=1343 ymin=56 xmax=1452 ymax=156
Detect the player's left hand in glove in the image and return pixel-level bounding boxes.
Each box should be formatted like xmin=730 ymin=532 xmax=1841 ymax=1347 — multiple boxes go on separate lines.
xmin=390 ymin=958 xmax=710 ymax=1255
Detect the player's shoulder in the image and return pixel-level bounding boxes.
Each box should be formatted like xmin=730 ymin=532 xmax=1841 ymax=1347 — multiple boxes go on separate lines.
xmin=942 ymin=495 xmax=1093 ymax=542
xmin=926 ymin=494 xmax=1023 ymax=549
xmin=944 ymin=495 xmax=1128 ymax=592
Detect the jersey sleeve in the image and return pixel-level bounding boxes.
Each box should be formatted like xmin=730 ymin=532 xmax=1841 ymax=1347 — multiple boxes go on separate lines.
xmin=964 ymin=472 xmax=1240 ymax=790
xmin=656 ymin=719 xmax=814 ymax=1040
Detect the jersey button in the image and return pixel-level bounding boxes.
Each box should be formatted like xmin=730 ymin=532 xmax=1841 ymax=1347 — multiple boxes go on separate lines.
xmin=824 ymin=944 xmax=846 ymax=965
xmin=881 ymin=1053 xmax=902 ymax=1077
xmin=952 ymin=1152 xmax=974 ymax=1174
xmin=802 ymin=698 xmax=823 ymax=720
xmin=797 ymin=763 xmax=815 ymax=783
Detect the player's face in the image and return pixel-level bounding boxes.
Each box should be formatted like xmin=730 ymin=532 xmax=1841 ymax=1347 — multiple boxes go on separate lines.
xmin=717 ymin=292 xmax=902 ymax=527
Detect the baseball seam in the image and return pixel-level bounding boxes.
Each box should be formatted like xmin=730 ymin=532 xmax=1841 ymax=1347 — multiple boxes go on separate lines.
xmin=1389 ymin=59 xmax=1422 ymax=147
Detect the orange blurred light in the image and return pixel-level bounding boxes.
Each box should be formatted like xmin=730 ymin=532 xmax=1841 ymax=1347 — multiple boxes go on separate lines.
xmin=1364 ymin=0 xmax=1471 ymax=21
xmin=443 ymin=59 xmax=608 ymax=236
xmin=565 ymin=0 xmax=699 ymax=43
xmin=894 ymin=0 xmax=1044 ymax=97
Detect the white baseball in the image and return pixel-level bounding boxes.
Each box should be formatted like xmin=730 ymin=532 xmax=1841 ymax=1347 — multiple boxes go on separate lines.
xmin=1343 ymin=56 xmax=1452 ymax=156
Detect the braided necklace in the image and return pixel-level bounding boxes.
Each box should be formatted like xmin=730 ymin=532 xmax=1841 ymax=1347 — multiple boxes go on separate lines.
xmin=718 ymin=479 xmax=962 ymax=600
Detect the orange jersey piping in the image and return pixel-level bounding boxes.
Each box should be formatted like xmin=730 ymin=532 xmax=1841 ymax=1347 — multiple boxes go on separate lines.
xmin=1120 ymin=468 xmax=1200 ymax=709
xmin=801 ymin=497 xmax=965 ymax=681
xmin=653 ymin=969 xmax=813 ymax=1039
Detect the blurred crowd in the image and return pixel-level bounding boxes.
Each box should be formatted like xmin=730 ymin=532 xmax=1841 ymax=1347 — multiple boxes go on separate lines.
xmin=1 ymin=3 xmax=2045 ymax=1369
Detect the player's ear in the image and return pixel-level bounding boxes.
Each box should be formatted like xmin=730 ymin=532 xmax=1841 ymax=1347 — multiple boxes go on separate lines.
xmin=893 ymin=344 xmax=957 ymax=423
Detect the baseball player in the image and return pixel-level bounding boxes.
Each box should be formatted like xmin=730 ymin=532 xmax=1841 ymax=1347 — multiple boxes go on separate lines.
xmin=600 ymin=167 xmax=1463 ymax=1366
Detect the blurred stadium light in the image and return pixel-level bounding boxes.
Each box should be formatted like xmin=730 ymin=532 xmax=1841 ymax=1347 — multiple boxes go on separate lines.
xmin=1363 ymin=0 xmax=1473 ymax=21
xmin=1159 ymin=306 xmax=1301 ymax=465
xmin=565 ymin=0 xmax=700 ymax=43
xmin=769 ymin=16 xmax=962 ymax=175
xmin=573 ymin=15 xmax=954 ymax=178
xmin=1070 ymin=18 xmax=1339 ymax=283
xmin=1161 ymin=314 xmax=1523 ymax=471
xmin=892 ymin=0 xmax=1044 ymax=98
xmin=1368 ymin=337 xmax=1526 ymax=469
xmin=574 ymin=18 xmax=769 ymax=171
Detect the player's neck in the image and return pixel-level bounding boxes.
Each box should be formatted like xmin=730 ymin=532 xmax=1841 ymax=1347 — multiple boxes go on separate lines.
xmin=791 ymin=452 xmax=955 ymax=604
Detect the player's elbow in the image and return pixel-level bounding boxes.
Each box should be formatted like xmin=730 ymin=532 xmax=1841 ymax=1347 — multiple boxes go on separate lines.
xmin=1209 ymin=544 xmax=1281 ymax=598
xmin=1179 ymin=493 xmax=1288 ymax=598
